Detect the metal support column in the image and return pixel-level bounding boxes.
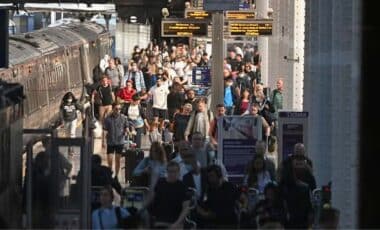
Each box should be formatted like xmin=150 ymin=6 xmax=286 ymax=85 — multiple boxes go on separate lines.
xmin=104 ymin=14 xmax=112 ymax=31
xmin=23 ymin=128 xmax=57 ymax=229
xmin=51 ymin=11 xmax=56 ymax=25
xmin=0 ymin=9 xmax=9 ymax=68
xmin=210 ymin=12 xmax=225 ymax=111
xmin=256 ymin=0 xmax=269 ymax=86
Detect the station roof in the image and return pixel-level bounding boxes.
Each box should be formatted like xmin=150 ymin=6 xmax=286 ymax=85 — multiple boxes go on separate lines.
xmin=0 ymin=3 xmax=115 ymax=13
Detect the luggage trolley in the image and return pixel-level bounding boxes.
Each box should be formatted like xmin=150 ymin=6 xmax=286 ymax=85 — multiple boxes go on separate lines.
xmin=312 ymin=188 xmax=323 ymax=228
xmin=121 ymin=186 xmax=149 ymax=210
xmin=239 ymin=187 xmax=262 ymax=228
xmin=184 ymin=187 xmax=197 ymax=229
xmin=121 ymin=186 xmax=150 ymax=228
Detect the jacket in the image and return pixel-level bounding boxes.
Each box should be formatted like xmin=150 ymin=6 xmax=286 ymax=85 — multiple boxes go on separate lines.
xmin=184 ymin=109 xmax=213 ymax=139
xmin=124 ymin=71 xmax=146 ymax=93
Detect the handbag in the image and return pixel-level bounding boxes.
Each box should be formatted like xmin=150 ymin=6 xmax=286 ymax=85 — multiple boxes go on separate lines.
xmin=130 ymin=116 xmax=144 ymax=129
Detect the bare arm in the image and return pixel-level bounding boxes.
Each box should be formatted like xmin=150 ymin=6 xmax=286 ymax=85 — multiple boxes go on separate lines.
xmin=209 ymin=119 xmax=217 ymax=145
xmin=102 ymin=130 xmax=107 ymax=148
xmin=184 ymin=113 xmax=195 ymax=141
xmin=170 ymin=200 xmax=190 ymax=229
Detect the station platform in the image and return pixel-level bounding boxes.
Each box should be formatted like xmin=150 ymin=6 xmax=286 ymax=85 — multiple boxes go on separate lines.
xmin=55 ymin=115 xmax=152 ymax=189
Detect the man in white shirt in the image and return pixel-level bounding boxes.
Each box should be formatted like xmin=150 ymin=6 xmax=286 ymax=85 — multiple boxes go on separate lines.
xmin=148 ymin=78 xmax=170 ymax=130
xmin=99 ymin=54 xmax=110 ymax=73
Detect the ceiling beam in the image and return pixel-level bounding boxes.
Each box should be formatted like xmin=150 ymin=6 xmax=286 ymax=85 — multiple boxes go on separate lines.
xmin=0 ymin=0 xmax=111 ymax=3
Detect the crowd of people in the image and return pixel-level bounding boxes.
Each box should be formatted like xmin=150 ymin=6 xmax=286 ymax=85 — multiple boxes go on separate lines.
xmin=45 ymin=36 xmax=339 ymax=229
xmin=77 ymin=39 xmax=329 ymax=229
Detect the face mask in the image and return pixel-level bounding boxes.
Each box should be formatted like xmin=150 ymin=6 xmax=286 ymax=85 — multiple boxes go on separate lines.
xmin=67 ymin=99 xmax=73 ymax=103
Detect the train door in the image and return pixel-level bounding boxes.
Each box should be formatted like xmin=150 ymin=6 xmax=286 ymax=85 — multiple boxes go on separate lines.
xmin=23 ymin=121 xmax=93 ymax=229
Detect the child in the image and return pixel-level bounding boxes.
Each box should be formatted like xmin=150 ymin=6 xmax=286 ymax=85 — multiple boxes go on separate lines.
xmin=149 ymin=121 xmax=162 ymax=144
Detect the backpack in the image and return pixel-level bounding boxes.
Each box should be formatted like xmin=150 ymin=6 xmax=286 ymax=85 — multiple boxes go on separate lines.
xmin=94 ymin=85 xmax=113 ymax=105
xmin=190 ymin=109 xmax=213 ymax=134
xmin=115 ymin=206 xmax=140 ymax=229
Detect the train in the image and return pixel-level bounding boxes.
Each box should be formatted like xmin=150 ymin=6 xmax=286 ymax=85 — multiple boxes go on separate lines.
xmin=0 ymin=22 xmax=111 ymax=228
xmin=0 ymin=21 xmax=111 ymax=130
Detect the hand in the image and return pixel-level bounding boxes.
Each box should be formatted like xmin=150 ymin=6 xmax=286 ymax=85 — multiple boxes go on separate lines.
xmin=144 ymin=166 xmax=151 ymax=174
xmin=169 ymin=222 xmax=181 ymax=229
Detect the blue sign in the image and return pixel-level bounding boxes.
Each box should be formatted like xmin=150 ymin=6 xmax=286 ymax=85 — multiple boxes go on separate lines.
xmin=192 ymin=66 xmax=211 ymax=86
xmin=239 ymin=0 xmax=251 ymax=9
xmin=218 ymin=116 xmax=262 ymax=184
xmin=282 ymin=124 xmax=304 ymax=160
xmin=278 ymin=111 xmax=309 ymax=162
xmin=204 ymin=0 xmax=240 ymax=11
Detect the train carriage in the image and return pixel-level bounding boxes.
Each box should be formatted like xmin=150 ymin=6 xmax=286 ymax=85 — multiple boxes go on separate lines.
xmin=0 ymin=22 xmax=111 ymax=130
xmin=0 ymin=22 xmax=111 ymax=228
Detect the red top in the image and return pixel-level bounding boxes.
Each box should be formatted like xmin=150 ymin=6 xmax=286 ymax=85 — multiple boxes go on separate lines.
xmin=240 ymin=101 xmax=250 ymax=114
xmin=117 ymin=87 xmax=136 ymax=102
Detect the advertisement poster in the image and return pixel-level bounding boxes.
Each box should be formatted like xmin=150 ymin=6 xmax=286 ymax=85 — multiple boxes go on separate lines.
xmin=217 ymin=116 xmax=262 ymax=184
xmin=278 ymin=111 xmax=309 ymax=162
xmin=192 ymin=66 xmax=211 ymax=87
xmin=282 ymin=124 xmax=304 ymax=160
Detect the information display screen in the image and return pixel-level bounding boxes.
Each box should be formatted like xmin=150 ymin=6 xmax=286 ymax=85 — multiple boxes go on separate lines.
xmin=192 ymin=66 xmax=211 ymax=86
xmin=228 ymin=20 xmax=273 ymax=36
xmin=203 ymin=0 xmax=240 ymax=11
xmin=226 ymin=11 xmax=255 ymax=20
xmin=162 ymin=20 xmax=208 ymax=37
xmin=185 ymin=10 xmax=211 ymax=20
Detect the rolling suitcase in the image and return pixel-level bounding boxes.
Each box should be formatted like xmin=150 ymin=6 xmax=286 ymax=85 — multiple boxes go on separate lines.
xmin=124 ymin=148 xmax=145 ymax=185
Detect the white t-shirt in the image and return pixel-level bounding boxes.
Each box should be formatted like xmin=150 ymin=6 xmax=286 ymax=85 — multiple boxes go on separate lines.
xmin=128 ymin=104 xmax=140 ymax=120
xmin=149 ymin=85 xmax=170 ymax=110
xmin=174 ymin=60 xmax=186 ymax=77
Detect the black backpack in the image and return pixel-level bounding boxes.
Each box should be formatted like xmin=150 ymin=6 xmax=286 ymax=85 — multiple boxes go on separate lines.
xmin=115 ymin=206 xmax=140 ymax=229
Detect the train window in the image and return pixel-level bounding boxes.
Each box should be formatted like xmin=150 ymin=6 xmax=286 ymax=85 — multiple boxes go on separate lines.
xmin=25 ymin=77 xmax=38 ymax=113
xmin=38 ymin=77 xmax=47 ymax=107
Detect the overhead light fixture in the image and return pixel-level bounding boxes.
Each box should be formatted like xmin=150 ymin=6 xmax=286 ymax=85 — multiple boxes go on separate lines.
xmin=162 ymin=8 xmax=169 ymax=18
xmin=130 ymin=16 xmax=137 ymax=23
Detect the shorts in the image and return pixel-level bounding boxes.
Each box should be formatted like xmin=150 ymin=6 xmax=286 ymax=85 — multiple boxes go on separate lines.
xmin=107 ymin=145 xmax=124 ymax=154
xmin=152 ymin=108 xmax=167 ymax=119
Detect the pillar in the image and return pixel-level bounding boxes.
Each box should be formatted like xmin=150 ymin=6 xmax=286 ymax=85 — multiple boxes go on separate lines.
xmin=210 ymin=12 xmax=224 ymax=112
xmin=0 ymin=9 xmax=9 ymax=68
xmin=103 ymin=14 xmax=112 ymax=31
xmin=256 ymin=0 xmax=269 ymax=86
xmin=50 ymin=11 xmax=56 ymax=25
